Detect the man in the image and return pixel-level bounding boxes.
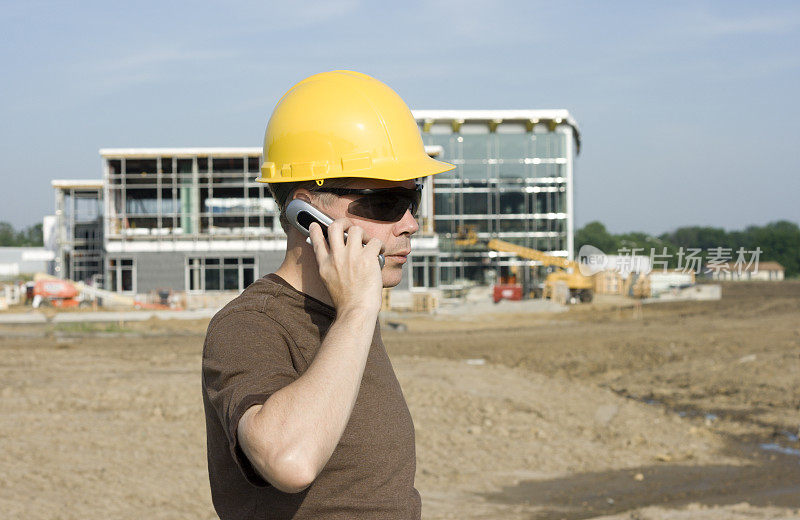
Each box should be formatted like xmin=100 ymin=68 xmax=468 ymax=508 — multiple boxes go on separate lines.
xmin=202 ymin=70 xmax=454 ymax=519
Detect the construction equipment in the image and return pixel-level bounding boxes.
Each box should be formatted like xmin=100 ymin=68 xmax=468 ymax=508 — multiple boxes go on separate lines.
xmin=32 ymin=279 xmax=82 ymax=308
xmin=31 ymin=274 xmax=174 ymax=310
xmin=455 ymin=226 xmax=594 ymax=303
xmin=487 ymin=239 xmax=594 ymax=303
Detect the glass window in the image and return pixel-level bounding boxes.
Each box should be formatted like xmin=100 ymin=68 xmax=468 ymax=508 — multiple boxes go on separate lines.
xmin=125 ymin=189 xmax=159 ymax=215
xmin=533 ymin=192 xmax=547 ymax=213
xmin=205 ymin=266 xmax=221 ymax=290
xmin=247 ymin=157 xmax=261 ymax=173
xmin=412 ymin=265 xmax=425 ymax=288
xmin=108 ymin=257 xmax=135 ymax=293
xmin=533 ymin=219 xmax=549 ymax=232
xmin=462 ymin=192 xmax=488 ymax=215
xmin=161 ymin=157 xmax=174 ymax=174
xmin=531 ymin=134 xmax=567 ymax=159
xmin=160 ymin=189 xmax=178 ymax=215
xmin=439 ymin=265 xmax=455 ymax=285
xmin=434 ymin=218 xmax=458 ymax=235
xmin=499 ymin=192 xmax=525 ymax=214
xmin=177 ymin=159 xmax=193 ymax=174
xmin=460 ymin=162 xmax=491 ymax=181
xmin=496 ymin=134 xmax=528 ymax=160
xmin=460 ymin=134 xmax=492 ymax=160
xmin=188 ymin=257 xmax=258 ymax=292
xmin=120 ymin=269 xmax=133 ymax=291
xmin=223 ymin=267 xmax=239 ymax=290
xmin=243 ymin=267 xmax=255 ymax=288
xmin=188 ymin=258 xmax=201 ymax=291
xmin=125 ymin=159 xmax=157 ymax=175
xmin=498 ymin=160 xmax=525 ymax=179
xmin=533 ymin=163 xmax=564 ymax=178
xmin=212 ymin=158 xmax=244 ymax=173
xmin=411 ymin=255 xmax=438 ymax=288
xmin=108 ymin=160 xmax=122 ymax=175
xmin=434 ymin=192 xmax=459 ymax=215
xmin=498 ymin=218 xmax=527 ymax=232
xmin=423 ymin=133 xmax=454 ymax=149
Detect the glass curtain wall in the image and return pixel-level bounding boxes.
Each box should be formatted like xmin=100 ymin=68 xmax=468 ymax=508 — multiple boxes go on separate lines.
xmin=423 ymin=120 xmax=570 ymax=285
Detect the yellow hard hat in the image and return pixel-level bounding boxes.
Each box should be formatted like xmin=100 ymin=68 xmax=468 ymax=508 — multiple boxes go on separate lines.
xmin=256 ymin=70 xmax=454 ymax=185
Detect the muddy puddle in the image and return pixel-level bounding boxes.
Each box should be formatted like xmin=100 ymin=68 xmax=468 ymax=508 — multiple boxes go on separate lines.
xmin=482 ymin=447 xmax=800 ymax=519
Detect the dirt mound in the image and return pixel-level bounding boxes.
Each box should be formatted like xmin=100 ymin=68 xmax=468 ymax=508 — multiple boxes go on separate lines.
xmin=0 ymin=281 xmax=798 ymax=519
xmin=395 ymin=356 xmax=734 ymax=519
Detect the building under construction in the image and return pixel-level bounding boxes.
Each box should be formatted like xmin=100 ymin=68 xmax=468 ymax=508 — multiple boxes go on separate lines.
xmin=50 ymin=110 xmax=580 ymax=298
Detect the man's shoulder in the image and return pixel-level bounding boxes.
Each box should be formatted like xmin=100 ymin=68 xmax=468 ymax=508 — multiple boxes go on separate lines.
xmin=207 ymin=276 xmax=282 ymax=330
xmin=203 ymin=277 xmax=297 ymax=363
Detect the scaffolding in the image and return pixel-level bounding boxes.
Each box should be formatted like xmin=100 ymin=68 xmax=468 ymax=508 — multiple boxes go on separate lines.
xmin=52 ymin=180 xmax=104 ymax=284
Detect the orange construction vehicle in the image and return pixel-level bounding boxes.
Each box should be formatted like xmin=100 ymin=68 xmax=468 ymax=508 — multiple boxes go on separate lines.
xmin=33 ymin=279 xmax=82 ymax=308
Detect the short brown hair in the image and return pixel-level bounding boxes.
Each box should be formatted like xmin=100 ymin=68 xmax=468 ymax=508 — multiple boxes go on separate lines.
xmin=267 ymin=178 xmax=356 ymax=233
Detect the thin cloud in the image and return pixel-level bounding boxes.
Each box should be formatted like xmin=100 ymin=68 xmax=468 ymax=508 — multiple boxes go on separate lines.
xmin=70 ymin=46 xmax=238 ymax=92
xmin=701 ymin=12 xmax=800 ymax=36
xmin=260 ymin=0 xmax=361 ymax=28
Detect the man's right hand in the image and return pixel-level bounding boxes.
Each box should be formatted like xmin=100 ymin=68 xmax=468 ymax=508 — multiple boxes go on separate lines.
xmin=308 ymin=219 xmax=384 ymax=315
xmin=238 ymin=222 xmax=384 ymax=490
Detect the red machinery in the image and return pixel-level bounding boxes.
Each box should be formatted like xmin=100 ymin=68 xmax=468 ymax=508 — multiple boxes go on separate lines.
xmin=493 ymin=284 xmax=523 ymax=303
xmin=33 ymin=279 xmax=81 ymax=308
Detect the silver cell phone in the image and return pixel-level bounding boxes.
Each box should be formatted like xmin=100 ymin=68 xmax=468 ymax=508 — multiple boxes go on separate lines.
xmin=285 ymin=199 xmax=385 ymax=269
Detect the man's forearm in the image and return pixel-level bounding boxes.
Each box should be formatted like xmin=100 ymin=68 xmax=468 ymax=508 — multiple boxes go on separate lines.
xmin=239 ymin=306 xmax=378 ymax=491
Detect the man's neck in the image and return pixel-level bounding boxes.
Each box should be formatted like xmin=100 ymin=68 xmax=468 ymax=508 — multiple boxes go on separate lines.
xmin=273 ymin=234 xmax=335 ymax=307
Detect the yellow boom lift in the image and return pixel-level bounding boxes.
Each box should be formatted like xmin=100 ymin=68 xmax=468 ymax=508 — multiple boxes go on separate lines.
xmin=456 ymin=226 xmax=594 ymax=303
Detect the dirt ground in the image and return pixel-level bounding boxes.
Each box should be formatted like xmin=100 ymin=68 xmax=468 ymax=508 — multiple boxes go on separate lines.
xmin=0 ymin=281 xmax=798 ymax=519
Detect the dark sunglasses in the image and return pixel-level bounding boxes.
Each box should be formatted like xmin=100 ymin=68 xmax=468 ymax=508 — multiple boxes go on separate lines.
xmin=313 ymin=183 xmax=423 ymax=222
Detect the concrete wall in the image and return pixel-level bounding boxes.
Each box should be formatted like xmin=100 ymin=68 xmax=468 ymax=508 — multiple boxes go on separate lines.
xmin=0 ymin=247 xmax=54 ymax=277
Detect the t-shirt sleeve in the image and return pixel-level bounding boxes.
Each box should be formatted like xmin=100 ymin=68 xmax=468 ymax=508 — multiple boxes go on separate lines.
xmin=202 ymin=309 xmax=299 ymax=487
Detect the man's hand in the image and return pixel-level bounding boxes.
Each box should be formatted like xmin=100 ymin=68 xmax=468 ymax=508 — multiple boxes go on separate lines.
xmin=308 ymin=219 xmax=384 ymax=314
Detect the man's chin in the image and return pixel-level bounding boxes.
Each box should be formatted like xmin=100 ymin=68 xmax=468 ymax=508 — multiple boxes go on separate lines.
xmin=382 ymin=278 xmax=402 ymax=288
xmin=381 ymin=267 xmax=404 ymax=288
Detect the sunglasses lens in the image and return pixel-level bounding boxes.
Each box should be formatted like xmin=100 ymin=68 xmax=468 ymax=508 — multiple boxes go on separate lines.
xmin=348 ymin=191 xmax=420 ymax=222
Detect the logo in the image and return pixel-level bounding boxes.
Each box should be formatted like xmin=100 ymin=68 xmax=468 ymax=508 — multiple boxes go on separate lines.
xmin=577 ymin=245 xmax=607 ymax=276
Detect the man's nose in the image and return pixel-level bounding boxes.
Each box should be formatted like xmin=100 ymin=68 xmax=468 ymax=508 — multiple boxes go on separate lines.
xmin=394 ymin=208 xmax=419 ymax=236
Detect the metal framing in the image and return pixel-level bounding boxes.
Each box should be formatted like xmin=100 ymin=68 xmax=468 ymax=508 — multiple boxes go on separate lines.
xmin=51 ymin=180 xmax=104 ymax=284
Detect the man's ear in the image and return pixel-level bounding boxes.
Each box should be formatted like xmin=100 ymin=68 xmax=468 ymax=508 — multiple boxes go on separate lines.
xmin=292 ymin=188 xmax=313 ymax=203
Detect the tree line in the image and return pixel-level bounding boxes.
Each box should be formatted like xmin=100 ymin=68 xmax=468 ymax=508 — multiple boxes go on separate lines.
xmin=575 ymin=220 xmax=800 ymax=278
xmin=2 ymin=219 xmax=798 ymax=277
xmin=0 ymin=222 xmax=44 ymax=247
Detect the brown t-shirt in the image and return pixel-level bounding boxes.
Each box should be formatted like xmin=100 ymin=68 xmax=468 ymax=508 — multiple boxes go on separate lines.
xmin=202 ymin=274 xmax=421 ymax=519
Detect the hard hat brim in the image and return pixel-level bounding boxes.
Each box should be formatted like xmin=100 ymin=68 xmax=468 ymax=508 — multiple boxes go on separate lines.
xmin=255 ymin=156 xmax=455 ymax=184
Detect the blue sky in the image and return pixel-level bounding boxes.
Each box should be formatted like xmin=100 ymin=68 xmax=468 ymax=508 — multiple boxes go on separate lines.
xmin=2 ymin=0 xmax=798 ymax=233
